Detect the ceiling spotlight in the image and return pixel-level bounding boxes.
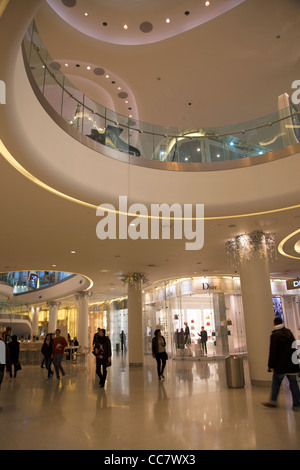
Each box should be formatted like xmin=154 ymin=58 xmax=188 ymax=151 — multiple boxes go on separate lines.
xmin=205 ymin=1 xmax=210 ymax=5
xmin=123 ymin=24 xmax=128 ymax=30
xmin=64 ymin=63 xmax=68 ymax=67
xmin=70 ymin=250 xmax=76 ymax=254
xmin=166 ymin=18 xmax=170 ymax=23
xmin=84 ymin=12 xmax=88 ymax=16
xmin=118 ymin=86 xmax=121 ymax=90
xmin=105 ymin=74 xmax=110 ymax=78
xmin=87 ymin=66 xmax=91 ymax=70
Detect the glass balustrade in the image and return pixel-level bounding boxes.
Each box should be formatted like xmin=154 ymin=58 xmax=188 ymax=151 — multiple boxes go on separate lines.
xmin=0 ymin=271 xmax=73 ymax=295
xmin=22 ymin=20 xmax=300 ymax=165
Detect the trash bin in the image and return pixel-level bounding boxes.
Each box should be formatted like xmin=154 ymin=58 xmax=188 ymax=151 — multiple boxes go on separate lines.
xmin=116 ymin=343 xmax=120 ymax=352
xmin=225 ymin=355 xmax=245 ymax=388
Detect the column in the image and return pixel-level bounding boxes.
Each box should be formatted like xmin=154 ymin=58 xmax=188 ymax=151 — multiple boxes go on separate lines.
xmin=213 ymin=294 xmax=229 ymax=356
xmin=123 ymin=273 xmax=146 ymax=366
xmin=226 ymin=231 xmax=276 ymax=385
xmin=76 ymin=291 xmax=89 ymax=349
xmin=31 ymin=307 xmax=39 ymax=337
xmin=48 ymin=301 xmax=60 ymax=334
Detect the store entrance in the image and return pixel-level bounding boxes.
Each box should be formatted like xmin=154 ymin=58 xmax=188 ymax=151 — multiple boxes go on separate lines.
xmin=172 ymin=293 xmax=215 ymax=358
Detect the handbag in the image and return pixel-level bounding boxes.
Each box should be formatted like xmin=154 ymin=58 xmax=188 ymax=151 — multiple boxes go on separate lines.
xmin=163 ymin=351 xmax=168 ymax=361
xmin=15 ymin=361 xmax=22 ymax=371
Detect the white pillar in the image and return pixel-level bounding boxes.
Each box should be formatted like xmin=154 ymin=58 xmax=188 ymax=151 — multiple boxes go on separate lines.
xmin=31 ymin=307 xmax=39 ymax=336
xmin=48 ymin=301 xmax=60 ymax=334
xmin=127 ymin=277 xmax=144 ymax=366
xmin=239 ymin=251 xmax=274 ymax=385
xmin=76 ymin=291 xmax=89 ymax=349
xmin=227 ymin=231 xmax=276 ymax=385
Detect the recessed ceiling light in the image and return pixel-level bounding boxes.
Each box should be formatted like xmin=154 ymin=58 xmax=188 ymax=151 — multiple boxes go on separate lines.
xmin=166 ymin=18 xmax=170 ymax=23
xmin=117 ymin=86 xmax=121 ymax=90
xmin=125 ymin=100 xmax=128 ymax=104
xmin=84 ymin=12 xmax=88 ymax=16
xmin=205 ymin=1 xmax=210 ymax=5
xmin=87 ymin=66 xmax=91 ymax=70
xmin=52 ymin=264 xmax=57 ymax=267
xmin=64 ymin=63 xmax=68 ymax=67
xmin=70 ymin=250 xmax=76 ymax=254
xmin=105 ymin=74 xmax=110 ymax=78
xmin=123 ymin=24 xmax=128 ymax=30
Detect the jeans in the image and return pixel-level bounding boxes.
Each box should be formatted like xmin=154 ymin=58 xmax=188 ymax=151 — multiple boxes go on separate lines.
xmin=270 ymin=373 xmax=300 ymax=408
xmin=53 ymin=353 xmax=65 ymax=378
xmin=45 ymin=357 xmax=53 ymax=378
xmin=155 ymin=353 xmax=166 ymax=377
xmin=96 ymin=361 xmax=107 ymax=385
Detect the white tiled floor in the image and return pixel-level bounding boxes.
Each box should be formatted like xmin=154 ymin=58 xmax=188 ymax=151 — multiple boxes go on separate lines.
xmin=0 ymin=354 xmax=300 ymax=450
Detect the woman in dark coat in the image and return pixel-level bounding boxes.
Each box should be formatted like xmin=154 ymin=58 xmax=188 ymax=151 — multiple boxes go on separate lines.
xmin=94 ymin=329 xmax=112 ymax=388
xmin=8 ymin=335 xmax=20 ymax=378
xmin=41 ymin=334 xmax=54 ymax=379
xmin=152 ymin=329 xmax=168 ymax=380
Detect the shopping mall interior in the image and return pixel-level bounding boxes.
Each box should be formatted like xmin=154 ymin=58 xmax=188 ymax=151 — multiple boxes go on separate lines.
xmin=1 ymin=0 xmax=300 ymax=452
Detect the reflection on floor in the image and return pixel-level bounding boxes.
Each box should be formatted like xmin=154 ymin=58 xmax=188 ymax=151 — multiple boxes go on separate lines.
xmin=0 ymin=354 xmax=299 ymax=450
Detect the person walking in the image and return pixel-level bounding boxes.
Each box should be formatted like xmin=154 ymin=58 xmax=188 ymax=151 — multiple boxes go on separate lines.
xmin=41 ymin=333 xmax=54 ymax=380
xmin=198 ymin=326 xmax=208 ymax=355
xmin=51 ymin=329 xmax=67 ymax=380
xmin=178 ymin=328 xmax=185 ymax=358
xmin=184 ymin=322 xmax=192 ymax=356
xmin=94 ymin=329 xmax=112 ymax=388
xmin=0 ymin=331 xmax=11 ymax=388
xmin=8 ymin=335 xmax=20 ymax=378
xmin=152 ymin=329 xmax=168 ymax=380
xmin=262 ymin=317 xmax=300 ymax=411
xmin=120 ymin=330 xmax=126 ymax=352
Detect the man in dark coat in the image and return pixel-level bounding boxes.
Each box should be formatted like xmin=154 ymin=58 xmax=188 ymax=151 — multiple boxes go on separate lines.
xmin=263 ymin=317 xmax=300 ymax=411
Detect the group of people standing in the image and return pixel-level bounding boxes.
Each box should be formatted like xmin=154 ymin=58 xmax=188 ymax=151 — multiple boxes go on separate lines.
xmin=173 ymin=324 xmax=208 ymax=357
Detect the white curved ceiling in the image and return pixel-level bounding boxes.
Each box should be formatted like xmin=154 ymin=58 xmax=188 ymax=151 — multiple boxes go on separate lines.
xmin=47 ymin=0 xmax=246 ymax=45
xmin=35 ymin=0 xmax=300 ymax=129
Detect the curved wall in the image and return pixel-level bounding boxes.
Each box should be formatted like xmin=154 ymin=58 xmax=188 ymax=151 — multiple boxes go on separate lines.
xmin=12 ymin=274 xmax=91 ymax=304
xmin=1 ymin=0 xmax=300 ymax=220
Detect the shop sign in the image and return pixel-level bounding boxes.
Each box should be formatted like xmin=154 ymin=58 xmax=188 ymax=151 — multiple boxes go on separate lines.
xmin=286 ymin=278 xmax=300 ymax=290
xmin=202 ymin=282 xmax=218 ymax=291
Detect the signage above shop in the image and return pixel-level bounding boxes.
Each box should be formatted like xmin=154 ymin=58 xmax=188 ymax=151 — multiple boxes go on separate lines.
xmin=286 ymin=278 xmax=300 ymax=290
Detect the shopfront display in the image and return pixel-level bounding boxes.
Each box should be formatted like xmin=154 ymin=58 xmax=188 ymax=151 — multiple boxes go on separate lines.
xmin=143 ymin=277 xmax=247 ymax=358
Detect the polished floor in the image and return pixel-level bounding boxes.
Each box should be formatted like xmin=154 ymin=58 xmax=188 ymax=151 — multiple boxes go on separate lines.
xmin=0 ymin=353 xmax=299 ymax=451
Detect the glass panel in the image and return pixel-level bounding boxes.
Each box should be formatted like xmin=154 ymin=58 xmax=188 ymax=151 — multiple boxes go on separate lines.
xmin=23 ymin=20 xmax=300 ymax=163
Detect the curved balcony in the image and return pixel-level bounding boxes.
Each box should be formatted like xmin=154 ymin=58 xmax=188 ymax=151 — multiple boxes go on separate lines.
xmin=2 ymin=2 xmax=300 ymax=223
xmin=0 ymin=270 xmax=91 ymax=304
xmin=23 ymin=21 xmax=300 ymax=169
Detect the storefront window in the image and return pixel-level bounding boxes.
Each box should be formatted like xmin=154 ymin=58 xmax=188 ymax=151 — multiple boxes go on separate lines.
xmin=143 ymin=277 xmax=247 ymax=359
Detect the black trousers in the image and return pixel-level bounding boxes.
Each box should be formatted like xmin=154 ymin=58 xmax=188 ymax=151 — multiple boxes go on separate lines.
xmin=155 ymin=353 xmax=166 ymax=377
xmin=96 ymin=361 xmax=107 ymax=385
